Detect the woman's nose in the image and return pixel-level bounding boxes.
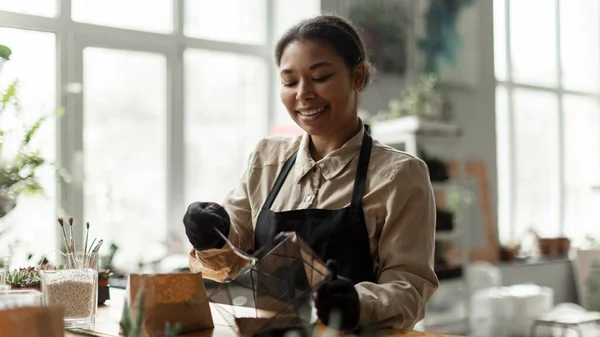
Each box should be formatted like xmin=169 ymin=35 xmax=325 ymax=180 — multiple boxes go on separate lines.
xmin=295 ymin=80 xmax=316 ymax=101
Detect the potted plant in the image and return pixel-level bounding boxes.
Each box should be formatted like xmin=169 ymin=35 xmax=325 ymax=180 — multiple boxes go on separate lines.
xmin=98 ymin=269 xmax=113 ymax=287
xmin=5 ymin=266 xmax=41 ymax=291
xmin=98 ymin=269 xmax=113 ymax=305
xmin=367 ymin=73 xmax=453 ymax=124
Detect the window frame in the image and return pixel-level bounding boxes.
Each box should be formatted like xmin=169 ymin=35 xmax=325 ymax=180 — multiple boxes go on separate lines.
xmin=495 ymin=0 xmax=600 ymax=244
xmin=0 ymin=0 xmax=279 ymax=251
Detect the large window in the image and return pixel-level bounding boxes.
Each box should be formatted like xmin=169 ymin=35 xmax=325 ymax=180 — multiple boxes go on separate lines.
xmin=0 ymin=1 xmax=320 ymax=270
xmin=495 ymin=0 xmax=600 ymax=247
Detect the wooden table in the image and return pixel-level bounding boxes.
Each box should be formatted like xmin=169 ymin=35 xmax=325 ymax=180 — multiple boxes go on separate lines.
xmin=65 ymin=288 xmax=459 ymax=337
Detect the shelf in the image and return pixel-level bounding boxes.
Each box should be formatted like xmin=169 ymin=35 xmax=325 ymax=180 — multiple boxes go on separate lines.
xmin=431 ymin=180 xmax=460 ymax=189
xmin=436 ymin=231 xmax=458 ymax=240
xmin=431 ymin=177 xmax=478 ymax=190
xmin=370 ymin=115 xmax=462 ymax=142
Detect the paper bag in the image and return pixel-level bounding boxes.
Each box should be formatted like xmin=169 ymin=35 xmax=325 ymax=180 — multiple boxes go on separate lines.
xmin=126 ymin=272 xmax=214 ymax=336
xmin=0 ymin=306 xmax=64 ymax=337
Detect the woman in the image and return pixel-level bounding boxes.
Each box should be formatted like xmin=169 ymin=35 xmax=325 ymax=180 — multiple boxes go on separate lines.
xmin=184 ymin=15 xmax=439 ymax=331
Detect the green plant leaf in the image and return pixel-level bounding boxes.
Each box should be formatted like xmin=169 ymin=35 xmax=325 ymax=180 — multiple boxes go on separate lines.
xmin=1 ymin=79 xmax=18 ymax=113
xmin=119 ymin=298 xmax=132 ymax=336
xmin=134 ymin=289 xmax=145 ymax=337
xmin=55 ymin=106 xmax=65 ymax=116
xmin=21 ymin=115 xmax=47 ymax=147
xmin=0 ymin=45 xmax=12 ymax=60
xmin=16 ymin=181 xmax=43 ymax=195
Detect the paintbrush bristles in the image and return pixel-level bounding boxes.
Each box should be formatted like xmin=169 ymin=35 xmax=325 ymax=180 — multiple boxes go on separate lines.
xmin=68 ymin=216 xmax=75 ymax=253
xmin=57 ymin=217 xmax=71 ymax=255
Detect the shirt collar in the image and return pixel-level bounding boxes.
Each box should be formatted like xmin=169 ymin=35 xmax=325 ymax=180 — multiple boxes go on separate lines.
xmin=294 ymin=121 xmax=365 ymax=183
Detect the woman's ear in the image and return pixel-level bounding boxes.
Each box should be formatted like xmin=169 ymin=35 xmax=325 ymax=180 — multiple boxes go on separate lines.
xmin=352 ymin=62 xmax=367 ymax=91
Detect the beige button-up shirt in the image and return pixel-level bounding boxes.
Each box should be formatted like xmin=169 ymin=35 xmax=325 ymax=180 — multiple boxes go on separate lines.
xmin=189 ymin=123 xmax=439 ymax=329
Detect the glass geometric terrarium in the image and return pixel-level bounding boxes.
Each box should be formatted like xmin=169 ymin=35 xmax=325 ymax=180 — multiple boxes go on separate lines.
xmin=208 ymin=231 xmax=331 ymax=337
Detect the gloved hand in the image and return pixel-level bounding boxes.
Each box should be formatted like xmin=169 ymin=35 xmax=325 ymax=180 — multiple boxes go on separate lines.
xmin=183 ymin=202 xmax=231 ymax=251
xmin=314 ymin=260 xmax=360 ymax=331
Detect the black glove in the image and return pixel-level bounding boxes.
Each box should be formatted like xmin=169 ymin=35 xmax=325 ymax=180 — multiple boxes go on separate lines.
xmin=314 ymin=260 xmax=360 ymax=331
xmin=183 ymin=202 xmax=231 ymax=250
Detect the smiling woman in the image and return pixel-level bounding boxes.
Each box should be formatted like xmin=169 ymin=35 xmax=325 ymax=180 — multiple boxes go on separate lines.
xmin=275 ymin=17 xmax=374 ymax=160
xmin=185 ymin=14 xmax=438 ymax=333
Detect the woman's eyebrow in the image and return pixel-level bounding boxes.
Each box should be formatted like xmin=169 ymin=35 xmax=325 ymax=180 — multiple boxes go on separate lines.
xmin=280 ymin=61 xmax=333 ymax=75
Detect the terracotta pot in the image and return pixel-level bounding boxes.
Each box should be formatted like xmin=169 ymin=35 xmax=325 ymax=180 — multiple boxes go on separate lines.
xmin=500 ymin=247 xmax=518 ymax=261
xmin=538 ymin=237 xmax=571 ymax=257
xmin=98 ymin=284 xmax=110 ymax=305
xmin=557 ymin=237 xmax=571 ymax=255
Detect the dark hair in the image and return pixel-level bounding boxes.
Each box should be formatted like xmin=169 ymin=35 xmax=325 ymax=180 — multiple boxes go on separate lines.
xmin=275 ymin=14 xmax=374 ymax=90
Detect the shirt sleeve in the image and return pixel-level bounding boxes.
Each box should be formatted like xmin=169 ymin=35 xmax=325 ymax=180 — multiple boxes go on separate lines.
xmin=188 ymin=149 xmax=257 ymax=282
xmin=355 ymin=157 xmax=439 ymax=329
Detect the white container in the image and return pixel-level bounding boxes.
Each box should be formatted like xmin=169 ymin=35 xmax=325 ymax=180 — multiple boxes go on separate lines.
xmin=470 ymin=284 xmax=554 ymax=337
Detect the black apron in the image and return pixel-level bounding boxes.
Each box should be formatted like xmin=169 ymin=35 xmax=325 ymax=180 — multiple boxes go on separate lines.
xmin=254 ymin=130 xmax=377 ymax=286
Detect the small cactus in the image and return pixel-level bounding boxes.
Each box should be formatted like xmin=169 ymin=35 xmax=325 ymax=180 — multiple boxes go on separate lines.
xmin=98 ymin=269 xmax=114 ymax=281
xmin=120 ymin=289 xmax=181 ymax=337
xmin=6 ymin=267 xmax=41 ymax=288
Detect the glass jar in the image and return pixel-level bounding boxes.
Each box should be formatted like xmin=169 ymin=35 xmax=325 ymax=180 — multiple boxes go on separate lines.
xmin=40 ymin=252 xmax=99 ymax=329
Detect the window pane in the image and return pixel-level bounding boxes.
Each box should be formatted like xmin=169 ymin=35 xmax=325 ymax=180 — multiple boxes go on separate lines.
xmin=184 ymin=0 xmax=266 ymax=44
xmin=510 ymin=0 xmax=557 ymax=86
xmin=0 ymin=29 xmax=56 ymax=264
xmin=563 ymin=95 xmax=600 ymax=246
xmin=560 ymin=0 xmax=600 ymax=93
xmin=184 ymin=49 xmax=267 ymax=205
xmin=495 ymin=85 xmax=510 ymax=244
xmin=493 ymin=0 xmax=507 ymax=81
xmin=72 ymin=0 xmax=173 ymax=33
xmin=274 ymin=0 xmax=321 ymax=40
xmin=0 ymin=0 xmax=57 ymax=17
xmin=513 ymin=89 xmax=560 ymax=238
xmin=83 ymin=48 xmax=167 ymax=270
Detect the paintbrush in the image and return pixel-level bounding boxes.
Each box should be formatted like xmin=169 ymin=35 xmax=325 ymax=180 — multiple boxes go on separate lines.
xmin=57 ymin=218 xmax=70 ymax=254
xmin=91 ymin=239 xmax=103 ymax=254
xmin=84 ymin=222 xmax=90 ymax=266
xmin=87 ymin=238 xmax=97 ymax=255
xmin=68 ymin=216 xmax=76 ymax=253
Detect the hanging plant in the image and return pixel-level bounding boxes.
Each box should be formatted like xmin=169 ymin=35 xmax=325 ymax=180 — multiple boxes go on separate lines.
xmin=348 ymin=2 xmax=411 ymax=76
xmin=0 ymin=45 xmax=69 ymax=223
xmin=418 ymin=0 xmax=475 ymax=74
xmin=0 ymin=44 xmax=11 ymax=73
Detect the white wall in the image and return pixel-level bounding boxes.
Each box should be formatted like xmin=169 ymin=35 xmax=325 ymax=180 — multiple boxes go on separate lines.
xmin=321 ymin=0 xmax=498 ymax=249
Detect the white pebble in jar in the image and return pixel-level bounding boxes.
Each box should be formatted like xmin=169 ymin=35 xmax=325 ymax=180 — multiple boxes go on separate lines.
xmin=43 ymin=269 xmax=96 ymax=319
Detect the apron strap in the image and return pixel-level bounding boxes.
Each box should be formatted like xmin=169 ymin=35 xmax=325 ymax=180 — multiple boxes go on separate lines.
xmin=350 ymin=130 xmax=372 ymax=207
xmin=263 ymin=124 xmax=372 ymax=210
xmin=262 ymin=150 xmax=298 ymax=210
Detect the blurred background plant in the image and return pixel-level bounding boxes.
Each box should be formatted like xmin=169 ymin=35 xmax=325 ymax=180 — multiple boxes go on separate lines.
xmin=0 ymin=44 xmax=10 ymax=72
xmin=0 ymin=43 xmax=69 ymax=266
xmin=0 ymin=78 xmax=66 ymax=203
xmin=368 ymin=73 xmax=453 ymax=123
